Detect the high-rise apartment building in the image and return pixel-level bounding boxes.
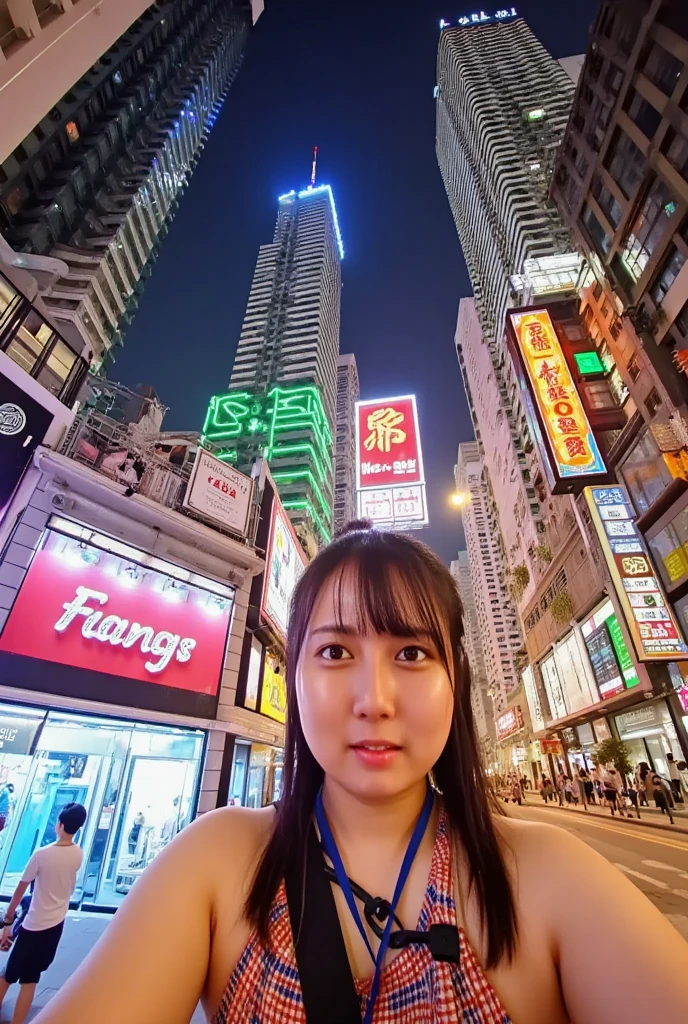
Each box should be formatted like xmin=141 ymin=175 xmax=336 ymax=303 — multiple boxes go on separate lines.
xmin=206 ymin=184 xmax=344 ymax=549
xmin=0 ymin=0 xmax=258 ymax=371
xmin=436 ymin=16 xmax=578 ymax=581
xmin=450 ymin=552 xmax=495 ymax=748
xmin=334 ymin=353 xmax=359 ymax=533
xmin=455 ymin=441 xmax=523 ymax=715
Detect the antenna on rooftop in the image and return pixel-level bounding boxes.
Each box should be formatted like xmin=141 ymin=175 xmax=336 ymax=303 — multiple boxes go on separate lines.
xmin=310 ymin=146 xmax=318 ymax=188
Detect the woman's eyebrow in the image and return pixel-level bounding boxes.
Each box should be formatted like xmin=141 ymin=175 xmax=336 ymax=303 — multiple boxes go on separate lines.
xmin=309 ymin=623 xmax=358 ymax=637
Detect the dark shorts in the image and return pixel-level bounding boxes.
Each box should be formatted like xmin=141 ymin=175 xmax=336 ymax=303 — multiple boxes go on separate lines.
xmin=4 ymin=922 xmax=64 ymax=985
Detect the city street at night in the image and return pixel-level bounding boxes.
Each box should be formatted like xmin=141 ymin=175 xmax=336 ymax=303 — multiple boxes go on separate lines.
xmin=510 ymin=800 xmax=688 ymax=940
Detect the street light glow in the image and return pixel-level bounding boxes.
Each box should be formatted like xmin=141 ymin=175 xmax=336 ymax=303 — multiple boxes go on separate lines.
xmin=450 ymin=492 xmax=469 ymax=508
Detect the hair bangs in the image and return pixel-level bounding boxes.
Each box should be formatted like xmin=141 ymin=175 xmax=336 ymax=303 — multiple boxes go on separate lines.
xmin=328 ymin=545 xmax=453 ymax=674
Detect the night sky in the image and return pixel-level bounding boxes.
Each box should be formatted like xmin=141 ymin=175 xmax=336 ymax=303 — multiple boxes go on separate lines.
xmin=113 ymin=0 xmax=600 ymax=564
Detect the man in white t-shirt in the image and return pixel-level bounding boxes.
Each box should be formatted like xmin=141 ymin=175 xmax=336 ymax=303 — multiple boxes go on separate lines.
xmin=0 ymin=802 xmax=87 ymax=1024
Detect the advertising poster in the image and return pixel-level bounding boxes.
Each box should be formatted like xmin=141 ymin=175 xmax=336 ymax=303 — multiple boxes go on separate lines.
xmin=259 ymin=656 xmax=287 ymax=724
xmin=183 ymin=449 xmax=253 ymax=536
xmin=0 ymin=370 xmax=54 ymax=524
xmin=585 ymin=486 xmax=688 ymax=661
xmin=261 ymin=498 xmax=308 ymax=640
xmin=496 ymin=705 xmax=524 ymax=740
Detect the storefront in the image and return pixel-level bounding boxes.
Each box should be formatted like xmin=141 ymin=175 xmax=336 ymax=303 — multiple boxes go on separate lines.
xmin=612 ymin=700 xmax=683 ymax=778
xmin=0 ymin=521 xmax=238 ymax=909
xmin=538 ymin=626 xmax=601 ymax=724
xmin=0 ymin=701 xmax=205 ymax=908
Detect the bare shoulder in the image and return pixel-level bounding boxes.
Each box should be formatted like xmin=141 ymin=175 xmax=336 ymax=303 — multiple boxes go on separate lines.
xmin=491 ymin=813 xmax=601 ymax=888
xmin=177 ymin=804 xmax=276 ymax=879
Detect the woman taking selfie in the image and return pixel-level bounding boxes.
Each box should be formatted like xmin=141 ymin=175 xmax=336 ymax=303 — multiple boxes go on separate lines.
xmin=34 ymin=524 xmax=688 ymax=1023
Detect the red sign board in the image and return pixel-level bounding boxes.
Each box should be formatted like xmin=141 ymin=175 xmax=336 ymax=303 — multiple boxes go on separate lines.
xmin=0 ymin=530 xmax=233 ymax=694
xmin=355 ymin=396 xmax=424 ymax=490
xmin=496 ymin=705 xmax=524 ymax=740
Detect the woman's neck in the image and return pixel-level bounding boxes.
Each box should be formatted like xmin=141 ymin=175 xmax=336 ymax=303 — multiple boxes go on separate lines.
xmin=321 ymin=777 xmax=429 ymax=851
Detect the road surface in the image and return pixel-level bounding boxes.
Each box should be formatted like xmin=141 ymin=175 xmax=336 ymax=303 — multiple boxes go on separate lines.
xmin=510 ymin=800 xmax=688 ymax=939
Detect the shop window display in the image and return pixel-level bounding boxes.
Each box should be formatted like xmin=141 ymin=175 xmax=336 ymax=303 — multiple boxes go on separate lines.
xmin=0 ymin=707 xmax=204 ymax=909
xmin=228 ymin=742 xmax=284 ymax=808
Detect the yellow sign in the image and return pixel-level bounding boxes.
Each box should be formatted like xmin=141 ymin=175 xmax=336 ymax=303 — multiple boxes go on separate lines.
xmin=364 ymin=407 xmax=407 ymax=454
xmin=260 ymin=658 xmax=286 ymax=724
xmin=510 ymin=309 xmax=606 ymax=480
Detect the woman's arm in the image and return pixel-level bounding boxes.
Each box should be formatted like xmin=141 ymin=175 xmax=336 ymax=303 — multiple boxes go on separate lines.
xmin=33 ymin=807 xmax=266 ymax=1024
xmin=545 ymin=825 xmax=688 ymax=1023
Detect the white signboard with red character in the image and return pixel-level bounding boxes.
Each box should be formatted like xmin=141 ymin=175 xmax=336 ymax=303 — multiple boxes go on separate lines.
xmin=0 ymin=530 xmax=233 ymax=694
xmin=183 ymin=449 xmax=253 ymax=536
xmin=355 ymin=395 xmax=428 ymax=529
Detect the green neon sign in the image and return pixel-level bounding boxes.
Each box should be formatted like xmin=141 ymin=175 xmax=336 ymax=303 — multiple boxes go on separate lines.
xmin=607 ymin=614 xmax=640 ymax=690
xmin=574 ymin=351 xmax=605 ymax=376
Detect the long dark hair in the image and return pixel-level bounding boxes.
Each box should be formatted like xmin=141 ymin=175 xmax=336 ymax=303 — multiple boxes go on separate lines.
xmin=246 ymin=524 xmax=517 ymax=966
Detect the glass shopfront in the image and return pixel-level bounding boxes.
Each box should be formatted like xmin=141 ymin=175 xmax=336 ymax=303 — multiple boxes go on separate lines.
xmin=0 ymin=702 xmax=205 ymax=909
xmin=613 ymin=700 xmax=682 ymax=778
xmin=228 ymin=741 xmax=283 ymax=808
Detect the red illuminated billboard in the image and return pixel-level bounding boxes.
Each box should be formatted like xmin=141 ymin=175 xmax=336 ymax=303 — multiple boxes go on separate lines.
xmin=0 ymin=529 xmax=233 ymax=694
xmin=355 ymin=396 xmax=424 ymax=490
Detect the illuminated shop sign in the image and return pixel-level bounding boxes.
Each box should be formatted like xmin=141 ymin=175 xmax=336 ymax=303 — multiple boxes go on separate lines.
xmin=0 ymin=530 xmax=233 ymax=693
xmin=260 ymin=655 xmax=286 ymax=724
xmin=261 ymin=496 xmax=308 ymax=641
xmin=440 ymin=8 xmax=518 ymax=29
xmin=355 ymin=395 xmax=428 ymax=529
xmin=581 ymin=599 xmax=640 ymax=699
xmin=1 ymin=370 xmax=54 ymax=525
xmin=508 ymin=309 xmax=606 ymax=493
xmin=183 ymin=449 xmax=253 ymax=537
xmin=585 ymin=486 xmax=688 ymax=661
xmin=496 ymin=705 xmax=524 ymax=740
xmin=521 ymin=666 xmax=545 ymax=733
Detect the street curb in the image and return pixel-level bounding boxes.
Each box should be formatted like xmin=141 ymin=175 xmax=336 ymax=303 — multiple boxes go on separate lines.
xmin=522 ymin=799 xmax=688 ymax=836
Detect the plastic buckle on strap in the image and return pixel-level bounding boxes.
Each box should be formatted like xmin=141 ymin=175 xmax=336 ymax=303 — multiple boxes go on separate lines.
xmin=388 ymin=923 xmax=460 ymax=963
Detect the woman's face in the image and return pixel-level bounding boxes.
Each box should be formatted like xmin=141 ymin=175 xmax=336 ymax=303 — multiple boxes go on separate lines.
xmin=296 ymin=569 xmax=454 ymax=800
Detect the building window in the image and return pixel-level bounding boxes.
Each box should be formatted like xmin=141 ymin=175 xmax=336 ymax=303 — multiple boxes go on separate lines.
xmin=591 ymin=174 xmax=622 ymax=229
xmin=583 ymin=203 xmax=612 ymax=257
xmin=619 ymin=430 xmax=674 ymax=514
xmin=604 ymin=128 xmax=645 ymax=200
xmin=642 ymin=41 xmax=683 ymax=97
xmin=651 ymin=245 xmax=686 ymax=306
xmin=648 ymin=503 xmax=688 ymax=588
xmin=664 ymin=128 xmax=688 ymax=180
xmin=627 ymin=354 xmax=641 ymax=382
xmin=65 ymin=121 xmax=79 ymax=144
xmin=621 ymin=177 xmax=677 ymax=281
xmin=624 ymin=90 xmax=662 ymax=141
xmin=644 ymin=386 xmax=661 ymax=418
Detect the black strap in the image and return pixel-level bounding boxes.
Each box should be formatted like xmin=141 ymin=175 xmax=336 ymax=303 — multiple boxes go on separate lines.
xmin=284 ymin=823 xmax=361 ymax=1024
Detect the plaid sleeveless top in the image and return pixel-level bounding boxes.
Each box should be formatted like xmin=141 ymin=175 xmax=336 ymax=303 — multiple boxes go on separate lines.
xmin=212 ymin=811 xmax=512 ymax=1023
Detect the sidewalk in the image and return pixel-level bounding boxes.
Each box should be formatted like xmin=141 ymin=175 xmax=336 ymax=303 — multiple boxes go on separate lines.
xmin=0 ymin=912 xmax=206 ymax=1023
xmin=520 ymin=791 xmax=688 ymax=835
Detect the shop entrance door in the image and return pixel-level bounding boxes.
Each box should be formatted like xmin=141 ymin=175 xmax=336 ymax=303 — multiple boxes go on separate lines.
xmin=95 ymin=755 xmax=197 ymax=904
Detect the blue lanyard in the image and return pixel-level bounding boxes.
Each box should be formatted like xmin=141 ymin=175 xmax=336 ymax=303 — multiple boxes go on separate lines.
xmin=314 ymin=783 xmax=434 ymax=1024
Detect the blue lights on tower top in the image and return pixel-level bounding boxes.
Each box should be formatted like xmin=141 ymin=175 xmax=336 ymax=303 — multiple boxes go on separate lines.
xmin=440 ymin=8 xmax=518 ymax=30
xmin=278 ymin=184 xmax=345 ymax=261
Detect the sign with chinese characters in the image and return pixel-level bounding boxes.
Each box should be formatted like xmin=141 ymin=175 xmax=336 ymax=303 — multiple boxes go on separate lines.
xmin=260 ymin=655 xmax=286 ymax=724
xmin=496 ymin=705 xmax=524 ymax=740
xmin=440 ymin=8 xmax=517 ymax=29
xmin=261 ymin=496 xmax=308 ymax=640
xmin=183 ymin=449 xmax=253 ymax=537
xmin=508 ymin=309 xmax=606 ymax=492
xmin=585 ymin=486 xmax=688 ymax=661
xmin=0 ymin=530 xmax=234 ymax=693
xmin=355 ymin=396 xmax=428 ymax=529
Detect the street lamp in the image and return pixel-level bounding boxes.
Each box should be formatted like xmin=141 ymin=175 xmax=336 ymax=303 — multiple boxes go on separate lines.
xmin=450 ymin=492 xmax=469 ymax=508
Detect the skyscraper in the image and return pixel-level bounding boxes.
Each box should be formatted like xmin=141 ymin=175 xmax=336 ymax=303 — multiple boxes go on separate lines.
xmin=436 ymin=15 xmax=577 ymax=580
xmin=205 ymin=184 xmax=344 ymax=549
xmin=450 ymin=552 xmax=495 ymax=749
xmin=455 ymin=441 xmax=523 ymax=715
xmin=0 ymin=0 xmax=258 ymax=371
xmin=334 ymin=353 xmax=359 ymax=534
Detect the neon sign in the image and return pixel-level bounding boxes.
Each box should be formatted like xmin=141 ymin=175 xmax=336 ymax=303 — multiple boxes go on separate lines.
xmin=54 ymin=586 xmax=197 ymax=675
xmin=507 ymin=308 xmax=606 ymax=492
xmin=441 ymin=8 xmax=517 ymax=29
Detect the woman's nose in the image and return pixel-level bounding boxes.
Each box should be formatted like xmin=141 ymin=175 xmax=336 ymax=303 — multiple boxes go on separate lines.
xmin=352 ymin=654 xmax=396 ymax=719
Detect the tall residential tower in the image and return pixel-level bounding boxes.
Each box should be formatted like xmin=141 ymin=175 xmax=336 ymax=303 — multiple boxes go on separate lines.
xmin=334 ymin=353 xmax=359 ymax=534
xmin=450 ymin=552 xmax=496 ymax=750
xmin=0 ymin=0 xmax=258 ymax=371
xmin=436 ymin=16 xmax=577 ymax=583
xmin=203 ymin=184 xmax=344 ymax=548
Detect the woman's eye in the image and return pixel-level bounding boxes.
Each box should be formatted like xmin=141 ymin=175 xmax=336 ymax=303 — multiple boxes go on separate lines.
xmin=319 ymin=644 xmax=352 ymax=661
xmin=397 ymin=646 xmax=428 ymax=663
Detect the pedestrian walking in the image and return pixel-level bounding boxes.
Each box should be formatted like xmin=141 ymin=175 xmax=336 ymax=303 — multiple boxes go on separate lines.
xmin=0 ymin=802 xmax=87 ymax=1024
xmin=602 ymin=767 xmax=624 ymax=816
xmin=556 ymin=771 xmax=566 ymax=806
xmin=574 ymin=768 xmax=588 ymax=809
xmin=649 ymin=774 xmax=675 ymax=824
xmin=666 ymin=754 xmax=684 ymax=804
xmin=635 ymin=762 xmax=651 ymax=806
